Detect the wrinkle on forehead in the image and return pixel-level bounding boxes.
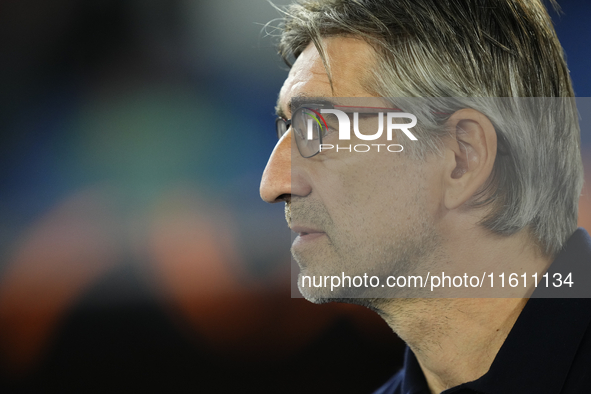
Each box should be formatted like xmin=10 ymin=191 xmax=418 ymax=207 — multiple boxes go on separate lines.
xmin=278 ymin=36 xmax=378 ymax=119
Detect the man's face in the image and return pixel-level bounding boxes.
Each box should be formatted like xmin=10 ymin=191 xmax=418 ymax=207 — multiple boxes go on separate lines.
xmin=260 ymin=36 xmax=445 ymax=302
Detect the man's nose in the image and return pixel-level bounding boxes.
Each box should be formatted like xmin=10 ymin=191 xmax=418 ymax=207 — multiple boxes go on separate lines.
xmin=260 ymin=132 xmax=292 ymax=203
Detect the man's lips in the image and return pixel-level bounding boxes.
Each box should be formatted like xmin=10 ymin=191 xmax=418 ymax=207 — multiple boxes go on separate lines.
xmin=290 ymin=226 xmax=324 ymax=236
xmin=290 ymin=226 xmax=326 ymax=248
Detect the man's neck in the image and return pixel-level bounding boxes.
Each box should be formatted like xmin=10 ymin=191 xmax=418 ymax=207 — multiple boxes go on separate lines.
xmin=381 ymin=298 xmax=527 ymax=393
xmin=377 ymin=229 xmax=553 ymax=394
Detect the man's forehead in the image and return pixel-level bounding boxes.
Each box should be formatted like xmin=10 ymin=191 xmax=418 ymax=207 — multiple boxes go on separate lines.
xmin=277 ymin=36 xmax=378 ymax=118
xmin=276 ymin=95 xmax=393 ymax=120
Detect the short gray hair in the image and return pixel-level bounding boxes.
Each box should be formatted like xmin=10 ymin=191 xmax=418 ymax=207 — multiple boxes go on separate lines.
xmin=275 ymin=0 xmax=583 ymax=256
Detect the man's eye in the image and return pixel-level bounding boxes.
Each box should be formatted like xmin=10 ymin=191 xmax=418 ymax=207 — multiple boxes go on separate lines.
xmin=323 ymin=120 xmax=339 ymax=136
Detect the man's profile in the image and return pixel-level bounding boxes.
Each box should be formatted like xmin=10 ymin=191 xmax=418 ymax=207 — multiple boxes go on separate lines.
xmin=260 ymin=1 xmax=591 ymax=393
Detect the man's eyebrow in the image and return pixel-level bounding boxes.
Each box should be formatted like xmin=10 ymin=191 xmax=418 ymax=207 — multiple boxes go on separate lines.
xmin=275 ymin=93 xmax=330 ymax=119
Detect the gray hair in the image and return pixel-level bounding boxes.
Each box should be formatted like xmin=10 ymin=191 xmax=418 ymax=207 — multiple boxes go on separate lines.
xmin=275 ymin=0 xmax=583 ymax=256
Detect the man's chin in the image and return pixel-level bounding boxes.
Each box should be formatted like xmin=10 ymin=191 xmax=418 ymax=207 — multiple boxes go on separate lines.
xmin=298 ymin=287 xmax=388 ymax=314
xmin=297 ymin=271 xmax=428 ymax=304
xmin=297 ymin=275 xmax=386 ymax=309
xmin=297 ymin=277 xmax=352 ymax=304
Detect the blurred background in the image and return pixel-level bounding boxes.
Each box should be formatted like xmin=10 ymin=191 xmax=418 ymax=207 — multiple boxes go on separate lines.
xmin=0 ymin=1 xmax=589 ymax=393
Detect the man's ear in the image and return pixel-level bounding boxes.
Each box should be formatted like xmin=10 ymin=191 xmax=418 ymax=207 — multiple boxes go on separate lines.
xmin=442 ymin=108 xmax=497 ymax=210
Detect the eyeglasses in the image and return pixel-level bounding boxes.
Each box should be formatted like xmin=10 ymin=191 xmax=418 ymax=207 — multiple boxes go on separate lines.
xmin=275 ymin=102 xmax=334 ymax=158
xmin=276 ymin=102 xmax=509 ymax=158
xmin=276 ymin=102 xmax=402 ymax=158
